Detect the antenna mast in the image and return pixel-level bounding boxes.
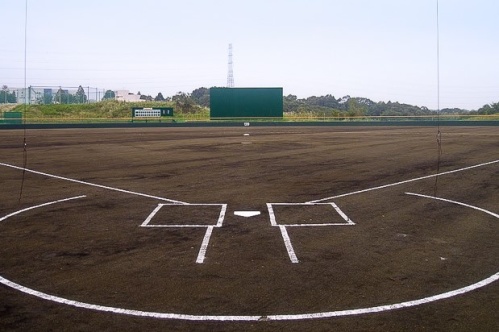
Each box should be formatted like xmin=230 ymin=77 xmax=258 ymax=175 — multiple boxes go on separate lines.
xmin=227 ymin=43 xmax=234 ymax=88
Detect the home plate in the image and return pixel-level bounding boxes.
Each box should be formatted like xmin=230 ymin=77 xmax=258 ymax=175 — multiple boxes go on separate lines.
xmin=234 ymin=211 xmax=261 ymax=218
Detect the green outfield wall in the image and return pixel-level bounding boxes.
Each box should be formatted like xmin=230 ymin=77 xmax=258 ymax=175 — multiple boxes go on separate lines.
xmin=210 ymin=88 xmax=283 ymax=119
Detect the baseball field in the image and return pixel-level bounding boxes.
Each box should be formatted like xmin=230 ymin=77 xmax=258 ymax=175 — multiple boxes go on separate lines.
xmin=0 ymin=125 xmax=497 ymax=331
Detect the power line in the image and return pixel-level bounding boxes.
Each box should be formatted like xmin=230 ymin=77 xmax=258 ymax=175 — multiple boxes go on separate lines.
xmin=19 ymin=0 xmax=28 ymax=203
xmin=434 ymin=0 xmax=443 ymax=197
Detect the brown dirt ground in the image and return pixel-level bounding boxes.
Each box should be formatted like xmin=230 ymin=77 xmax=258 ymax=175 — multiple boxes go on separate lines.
xmin=0 ymin=126 xmax=498 ymax=331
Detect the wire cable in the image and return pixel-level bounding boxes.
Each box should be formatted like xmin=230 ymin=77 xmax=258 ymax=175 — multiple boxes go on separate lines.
xmin=19 ymin=0 xmax=28 ymax=204
xmin=433 ymin=0 xmax=443 ymax=197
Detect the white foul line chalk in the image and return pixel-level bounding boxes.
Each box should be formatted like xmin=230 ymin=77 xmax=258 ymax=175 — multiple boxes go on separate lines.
xmin=309 ymin=159 xmax=499 ymax=203
xmin=0 ymin=162 xmax=187 ymax=205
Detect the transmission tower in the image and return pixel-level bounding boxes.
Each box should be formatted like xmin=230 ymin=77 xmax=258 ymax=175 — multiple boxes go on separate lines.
xmin=227 ymin=43 xmax=234 ymax=88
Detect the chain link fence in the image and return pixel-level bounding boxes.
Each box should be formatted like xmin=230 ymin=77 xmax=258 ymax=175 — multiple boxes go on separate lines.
xmin=9 ymin=86 xmax=108 ymax=105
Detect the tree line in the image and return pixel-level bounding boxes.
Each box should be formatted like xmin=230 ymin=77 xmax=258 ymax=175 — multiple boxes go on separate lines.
xmin=3 ymin=84 xmax=498 ymax=116
xmin=283 ymin=94 xmax=499 ymax=116
xmin=156 ymin=87 xmax=498 ymax=116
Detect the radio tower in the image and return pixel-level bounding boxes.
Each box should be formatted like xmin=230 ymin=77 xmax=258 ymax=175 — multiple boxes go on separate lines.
xmin=227 ymin=43 xmax=234 ymax=87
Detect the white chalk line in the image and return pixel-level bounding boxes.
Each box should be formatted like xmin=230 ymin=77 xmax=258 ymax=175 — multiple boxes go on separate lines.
xmin=284 ymin=224 xmax=354 ymax=227
xmin=0 ymin=271 xmax=497 ymax=321
xmin=267 ymin=203 xmax=278 ymax=226
xmin=0 ymin=194 xmax=496 ymax=321
xmin=216 ymin=204 xmax=228 ymax=227
xmin=196 ymin=226 xmax=215 ymax=264
xmin=278 ymin=225 xmax=299 ymax=263
xmin=195 ymin=204 xmax=227 ymax=263
xmin=331 ymin=202 xmax=355 ymax=225
xmin=308 ymin=159 xmax=499 ymax=203
xmin=0 ymin=195 xmax=86 ymax=222
xmin=140 ymin=203 xmax=228 ymax=264
xmin=140 ymin=204 xmax=163 ymax=227
xmin=0 ymin=162 xmax=498 ymax=320
xmin=140 ymin=204 xmax=227 ymax=228
xmin=406 ymin=192 xmax=499 ymax=219
xmin=0 ymin=162 xmax=187 ymax=205
xmin=267 ymin=203 xmax=355 ymax=262
xmin=267 ymin=203 xmax=299 ymax=262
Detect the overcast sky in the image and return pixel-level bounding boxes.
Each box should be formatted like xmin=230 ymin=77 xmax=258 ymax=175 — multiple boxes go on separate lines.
xmin=1 ymin=0 xmax=498 ymax=110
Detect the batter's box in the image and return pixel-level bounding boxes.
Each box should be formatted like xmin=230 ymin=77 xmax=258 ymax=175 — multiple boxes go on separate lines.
xmin=141 ymin=204 xmax=227 ymax=228
xmin=267 ymin=202 xmax=355 ymax=227
xmin=267 ymin=202 xmax=355 ymax=263
xmin=140 ymin=204 xmax=227 ymax=264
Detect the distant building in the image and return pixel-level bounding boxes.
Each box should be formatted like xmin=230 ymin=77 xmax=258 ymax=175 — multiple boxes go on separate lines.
xmin=16 ymin=87 xmax=42 ymax=104
xmin=115 ymin=90 xmax=144 ymax=102
xmin=14 ymin=87 xmax=140 ymax=104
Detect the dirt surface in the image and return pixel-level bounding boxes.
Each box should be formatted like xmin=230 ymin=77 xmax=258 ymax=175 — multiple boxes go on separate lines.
xmin=0 ymin=126 xmax=498 ymax=331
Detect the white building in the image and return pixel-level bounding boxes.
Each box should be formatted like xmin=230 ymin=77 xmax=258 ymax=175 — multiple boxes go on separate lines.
xmin=16 ymin=87 xmax=42 ymax=104
xmin=115 ymin=90 xmax=144 ymax=102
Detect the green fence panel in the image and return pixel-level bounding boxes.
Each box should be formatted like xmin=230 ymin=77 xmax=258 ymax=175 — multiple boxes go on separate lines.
xmin=210 ymin=88 xmax=283 ymax=118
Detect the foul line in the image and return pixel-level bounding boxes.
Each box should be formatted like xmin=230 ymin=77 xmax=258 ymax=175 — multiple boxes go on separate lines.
xmin=308 ymin=159 xmax=499 ymax=203
xmin=0 ymin=162 xmax=187 ymax=205
xmin=1 ymin=162 xmax=498 ymax=321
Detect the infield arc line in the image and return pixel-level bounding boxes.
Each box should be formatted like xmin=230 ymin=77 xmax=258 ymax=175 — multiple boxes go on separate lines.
xmin=0 ymin=195 xmax=86 ymax=222
xmin=1 ymin=194 xmax=497 ymax=320
xmin=406 ymin=192 xmax=499 ymax=218
xmin=1 ymin=161 xmax=498 ymax=321
xmin=0 ymin=271 xmax=497 ymax=321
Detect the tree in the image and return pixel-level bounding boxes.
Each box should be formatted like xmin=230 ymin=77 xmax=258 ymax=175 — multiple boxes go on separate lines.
xmin=154 ymin=92 xmax=165 ymax=101
xmin=1 ymin=85 xmax=7 ymax=103
xmin=476 ymin=102 xmax=499 ymax=115
xmin=0 ymin=85 xmax=15 ymax=103
xmin=283 ymin=94 xmax=301 ymax=113
xmin=54 ymin=88 xmax=76 ymax=104
xmin=103 ymin=90 xmax=115 ymax=100
xmin=54 ymin=88 xmax=65 ymax=104
xmin=75 ymin=86 xmax=87 ymax=104
xmin=172 ymin=91 xmax=196 ymax=113
xmin=191 ymin=87 xmax=210 ymax=107
xmin=346 ymin=99 xmax=367 ymax=116
xmin=43 ymin=90 xmax=53 ymax=104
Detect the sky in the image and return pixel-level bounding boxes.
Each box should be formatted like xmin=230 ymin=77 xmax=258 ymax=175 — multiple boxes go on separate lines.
xmin=1 ymin=0 xmax=498 ymax=110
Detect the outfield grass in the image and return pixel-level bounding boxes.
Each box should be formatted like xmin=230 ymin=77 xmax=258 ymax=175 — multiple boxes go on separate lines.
xmin=2 ymin=101 xmax=498 ymax=124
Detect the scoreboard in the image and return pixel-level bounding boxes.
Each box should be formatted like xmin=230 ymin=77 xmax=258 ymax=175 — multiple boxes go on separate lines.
xmin=132 ymin=107 xmax=173 ymax=118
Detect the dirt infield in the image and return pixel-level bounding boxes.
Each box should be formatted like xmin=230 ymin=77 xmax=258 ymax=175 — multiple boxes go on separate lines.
xmin=0 ymin=126 xmax=498 ymax=331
